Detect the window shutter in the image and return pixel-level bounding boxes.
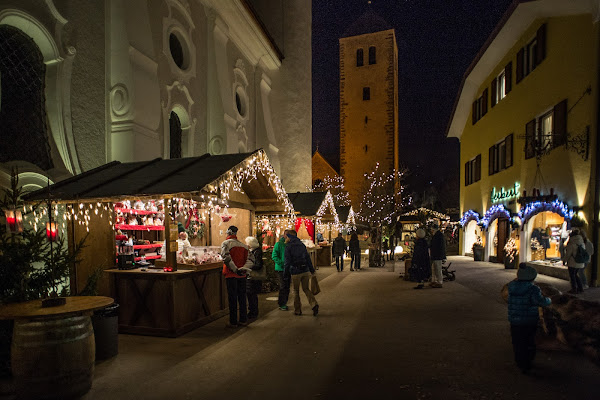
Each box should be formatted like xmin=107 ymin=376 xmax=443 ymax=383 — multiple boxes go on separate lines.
xmin=491 ymin=79 xmax=497 ymax=107
xmin=516 ymin=48 xmax=524 ymax=83
xmin=553 ymin=99 xmax=568 ymax=147
xmin=475 ymin=154 xmax=481 ymax=182
xmin=465 ymin=162 xmax=469 ymax=186
xmin=493 ymin=145 xmax=499 ymax=173
xmin=505 ymin=62 xmax=512 ymax=94
xmin=482 ymin=89 xmax=488 ymax=116
xmin=472 ymin=101 xmax=477 ymax=124
xmin=536 ymin=24 xmax=546 ymax=64
xmin=489 ymin=146 xmax=494 ymax=175
xmin=505 ymin=134 xmax=513 ymax=168
xmin=525 ymin=119 xmax=536 ymax=159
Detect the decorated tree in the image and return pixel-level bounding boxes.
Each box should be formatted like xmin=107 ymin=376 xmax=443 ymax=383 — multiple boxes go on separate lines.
xmin=311 ymin=175 xmax=351 ymax=206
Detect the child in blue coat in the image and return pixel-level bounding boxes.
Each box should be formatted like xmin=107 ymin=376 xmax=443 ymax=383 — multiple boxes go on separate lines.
xmin=507 ymin=263 xmax=551 ymax=373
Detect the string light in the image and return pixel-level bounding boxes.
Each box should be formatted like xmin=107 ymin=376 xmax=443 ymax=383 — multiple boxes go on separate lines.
xmin=402 ymin=207 xmax=450 ymax=221
xmin=358 ymin=163 xmax=408 ymax=225
xmin=481 ymin=204 xmax=510 ymax=229
xmin=518 ymin=199 xmax=574 ymax=226
xmin=459 ymin=209 xmax=480 ymax=227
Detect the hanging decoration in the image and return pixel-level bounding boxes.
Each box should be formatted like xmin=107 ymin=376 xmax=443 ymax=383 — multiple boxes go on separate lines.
xmin=402 ymin=207 xmax=450 ymax=221
xmin=518 ymin=199 xmax=574 ymax=227
xmin=481 ymin=204 xmax=511 ymax=229
xmin=459 ymin=210 xmax=480 ymax=227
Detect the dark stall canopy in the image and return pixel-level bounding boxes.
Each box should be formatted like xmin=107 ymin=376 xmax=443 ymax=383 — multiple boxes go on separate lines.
xmin=289 ymin=191 xmax=338 ymax=223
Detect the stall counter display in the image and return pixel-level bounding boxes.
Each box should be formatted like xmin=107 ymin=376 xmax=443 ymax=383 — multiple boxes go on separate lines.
xmin=157 ymin=245 xmax=223 ymax=271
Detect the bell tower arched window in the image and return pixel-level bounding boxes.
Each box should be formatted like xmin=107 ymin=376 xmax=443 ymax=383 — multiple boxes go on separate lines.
xmin=0 ymin=25 xmax=53 ymax=170
xmin=356 ymin=48 xmax=364 ymax=67
xmin=169 ymin=111 xmax=182 ymax=159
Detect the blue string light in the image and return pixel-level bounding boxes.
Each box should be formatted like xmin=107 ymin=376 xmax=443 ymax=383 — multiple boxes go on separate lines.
xmin=518 ymin=199 xmax=574 ymax=226
xmin=459 ymin=209 xmax=480 ymax=227
xmin=481 ymin=204 xmax=510 ymax=229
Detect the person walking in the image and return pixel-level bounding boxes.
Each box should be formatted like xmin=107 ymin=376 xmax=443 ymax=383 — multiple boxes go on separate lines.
xmin=507 ymin=264 xmax=552 ymax=374
xmin=429 ymin=223 xmax=446 ymax=288
xmin=382 ymin=238 xmax=390 ymax=261
xmin=245 ymin=236 xmax=266 ymax=320
xmin=284 ymin=230 xmax=319 ymax=316
xmin=221 ymin=226 xmax=253 ymax=328
xmin=579 ymin=230 xmax=594 ymax=290
xmin=332 ymin=232 xmax=347 ymax=272
xmin=272 ymin=231 xmax=290 ymax=311
xmin=349 ymin=232 xmax=361 ymax=271
xmin=562 ymin=229 xmax=587 ymax=294
xmin=411 ymin=228 xmax=431 ymax=289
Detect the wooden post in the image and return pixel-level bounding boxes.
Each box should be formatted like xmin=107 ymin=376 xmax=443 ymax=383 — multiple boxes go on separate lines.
xmin=164 ymin=211 xmax=177 ymax=271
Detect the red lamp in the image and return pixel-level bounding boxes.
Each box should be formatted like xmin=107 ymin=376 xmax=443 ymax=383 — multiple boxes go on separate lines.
xmin=46 ymin=221 xmax=58 ymax=242
xmin=3 ymin=209 xmax=23 ymax=233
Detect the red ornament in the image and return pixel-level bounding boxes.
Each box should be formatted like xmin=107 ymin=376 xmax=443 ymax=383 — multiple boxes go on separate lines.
xmin=46 ymin=222 xmax=58 ymax=242
xmin=3 ymin=209 xmax=23 ymax=233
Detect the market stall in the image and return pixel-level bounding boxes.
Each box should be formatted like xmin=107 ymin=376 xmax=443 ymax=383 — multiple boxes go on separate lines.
xmin=25 ymin=149 xmax=294 ymax=337
xmin=288 ymin=191 xmax=339 ymax=267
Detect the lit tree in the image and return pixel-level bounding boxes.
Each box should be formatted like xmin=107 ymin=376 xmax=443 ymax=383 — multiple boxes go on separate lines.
xmin=310 ymin=175 xmax=351 ymax=206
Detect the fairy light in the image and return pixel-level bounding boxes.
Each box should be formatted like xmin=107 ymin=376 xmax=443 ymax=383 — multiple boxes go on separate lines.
xmin=358 ymin=163 xmax=408 ymax=225
xmin=459 ymin=209 xmax=480 ymax=226
xmin=481 ymin=204 xmax=511 ymax=229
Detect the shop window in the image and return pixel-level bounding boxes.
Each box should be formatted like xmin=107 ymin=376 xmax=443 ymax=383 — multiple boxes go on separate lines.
xmin=363 ymin=87 xmax=370 ymax=101
xmin=356 ymin=48 xmax=364 ymax=67
xmin=169 ymin=111 xmax=182 ymax=159
xmin=464 ymin=154 xmax=481 ymax=186
xmin=0 ymin=25 xmax=53 ymax=170
xmin=471 ymin=89 xmax=488 ymax=124
xmin=488 ymin=134 xmax=513 ymax=175
xmin=368 ymin=46 xmax=376 ymax=65
xmin=516 ymin=24 xmax=546 ymax=84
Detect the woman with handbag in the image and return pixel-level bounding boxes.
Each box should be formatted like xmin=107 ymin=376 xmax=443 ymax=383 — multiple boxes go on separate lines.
xmin=245 ymin=236 xmax=267 ymax=319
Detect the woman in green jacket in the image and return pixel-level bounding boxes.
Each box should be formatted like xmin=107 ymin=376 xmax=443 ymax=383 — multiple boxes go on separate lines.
xmin=272 ymin=232 xmax=290 ymax=310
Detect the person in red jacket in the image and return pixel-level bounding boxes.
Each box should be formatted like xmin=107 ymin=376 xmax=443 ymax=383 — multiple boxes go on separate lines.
xmin=221 ymin=226 xmax=253 ymax=328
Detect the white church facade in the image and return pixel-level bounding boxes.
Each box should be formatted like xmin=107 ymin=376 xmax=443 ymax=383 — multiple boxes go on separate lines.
xmin=0 ymin=0 xmax=312 ymax=192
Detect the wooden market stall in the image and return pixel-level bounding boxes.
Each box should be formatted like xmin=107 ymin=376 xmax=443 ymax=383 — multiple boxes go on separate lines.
xmin=288 ymin=191 xmax=339 ymax=267
xmin=25 ymin=150 xmax=293 ymax=337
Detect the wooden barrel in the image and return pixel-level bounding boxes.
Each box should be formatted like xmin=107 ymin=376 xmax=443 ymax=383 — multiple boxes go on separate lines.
xmin=11 ymin=315 xmax=95 ymax=400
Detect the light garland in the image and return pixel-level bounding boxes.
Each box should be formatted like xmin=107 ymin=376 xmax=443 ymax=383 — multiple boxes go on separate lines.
xmin=310 ymin=175 xmax=351 ymax=206
xmin=402 ymin=207 xmax=450 ymax=221
xmin=459 ymin=210 xmax=480 ymax=227
xmin=358 ymin=163 xmax=407 ymax=225
xmin=315 ymin=190 xmax=340 ymax=230
xmin=504 ymin=237 xmax=519 ymax=263
xmin=518 ymin=199 xmax=574 ymax=227
xmin=481 ymin=204 xmax=511 ymax=229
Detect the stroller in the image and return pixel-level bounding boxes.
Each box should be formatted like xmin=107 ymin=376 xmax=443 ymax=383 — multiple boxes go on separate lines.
xmin=442 ymin=260 xmax=456 ymax=282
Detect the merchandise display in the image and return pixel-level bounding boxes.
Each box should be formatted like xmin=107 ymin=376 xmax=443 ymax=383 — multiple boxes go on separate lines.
xmin=178 ymin=246 xmax=222 ymax=266
xmin=114 ymin=201 xmax=165 ymax=264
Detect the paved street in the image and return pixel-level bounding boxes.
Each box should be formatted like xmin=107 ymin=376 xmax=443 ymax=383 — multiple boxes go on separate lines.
xmin=76 ymin=256 xmax=600 ymax=399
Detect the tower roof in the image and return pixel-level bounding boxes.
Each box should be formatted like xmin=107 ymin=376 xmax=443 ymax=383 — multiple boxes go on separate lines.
xmin=341 ymin=6 xmax=392 ymax=38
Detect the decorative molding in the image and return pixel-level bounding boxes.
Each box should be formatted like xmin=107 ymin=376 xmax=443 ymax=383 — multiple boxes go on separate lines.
xmin=163 ymin=0 xmax=196 ymax=83
xmin=110 ymin=83 xmax=131 ymax=117
xmin=161 ymin=81 xmax=196 ymax=158
xmin=209 ymin=136 xmax=224 ymax=154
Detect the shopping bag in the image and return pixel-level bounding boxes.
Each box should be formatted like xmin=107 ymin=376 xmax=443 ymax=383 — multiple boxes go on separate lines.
xmin=310 ymin=275 xmax=321 ymax=295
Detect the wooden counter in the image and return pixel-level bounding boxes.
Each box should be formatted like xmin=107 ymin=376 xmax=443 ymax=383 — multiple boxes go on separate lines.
xmin=316 ymin=245 xmax=332 ymax=266
xmin=106 ymin=264 xmax=226 ymax=337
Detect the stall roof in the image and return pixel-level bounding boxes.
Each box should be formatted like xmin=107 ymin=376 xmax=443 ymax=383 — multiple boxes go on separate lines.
xmin=288 ymin=192 xmax=328 ymax=217
xmin=25 ymin=150 xmax=268 ymax=202
xmin=336 ymin=206 xmax=351 ymax=223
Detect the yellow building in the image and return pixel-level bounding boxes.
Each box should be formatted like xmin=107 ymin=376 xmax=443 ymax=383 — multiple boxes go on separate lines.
xmin=447 ymin=0 xmax=600 ymax=285
xmin=339 ymin=8 xmax=399 ymax=210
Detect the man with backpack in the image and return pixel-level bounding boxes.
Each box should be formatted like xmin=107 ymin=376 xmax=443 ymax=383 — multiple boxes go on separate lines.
xmin=562 ymin=229 xmax=589 ymax=294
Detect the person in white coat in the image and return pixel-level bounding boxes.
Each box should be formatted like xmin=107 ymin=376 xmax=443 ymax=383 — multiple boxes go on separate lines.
xmin=562 ymin=230 xmax=585 ymax=294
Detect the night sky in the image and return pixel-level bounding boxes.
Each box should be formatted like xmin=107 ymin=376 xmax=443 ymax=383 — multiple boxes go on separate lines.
xmin=312 ymin=0 xmax=513 ymax=210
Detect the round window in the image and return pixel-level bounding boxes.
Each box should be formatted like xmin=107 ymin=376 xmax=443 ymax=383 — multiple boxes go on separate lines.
xmin=235 ymin=88 xmax=247 ymax=118
xmin=169 ymin=33 xmax=186 ymax=69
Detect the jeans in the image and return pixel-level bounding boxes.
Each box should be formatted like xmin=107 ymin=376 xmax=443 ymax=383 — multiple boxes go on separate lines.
xmin=291 ymin=271 xmax=318 ymax=313
xmin=350 ymin=252 xmax=361 ymax=270
xmin=431 ymin=260 xmax=443 ymax=284
xmin=335 ymin=255 xmax=344 ymax=271
xmin=568 ymin=267 xmax=583 ymax=292
xmin=578 ymin=266 xmax=588 ymax=287
xmin=246 ymin=279 xmax=262 ymax=318
xmin=277 ymin=271 xmax=290 ymax=307
xmin=510 ymin=324 xmax=537 ymax=371
xmin=226 ymin=277 xmax=247 ymax=325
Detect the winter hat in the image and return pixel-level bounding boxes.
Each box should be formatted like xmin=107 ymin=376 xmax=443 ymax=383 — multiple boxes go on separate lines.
xmin=517 ymin=263 xmax=537 ymax=281
xmin=416 ymin=229 xmax=426 ymax=239
xmin=177 ymin=222 xmax=185 ymax=233
xmin=226 ymin=225 xmax=238 ymax=236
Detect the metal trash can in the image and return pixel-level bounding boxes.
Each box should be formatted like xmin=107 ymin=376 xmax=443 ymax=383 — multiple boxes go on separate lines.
xmin=91 ymin=303 xmax=119 ymax=360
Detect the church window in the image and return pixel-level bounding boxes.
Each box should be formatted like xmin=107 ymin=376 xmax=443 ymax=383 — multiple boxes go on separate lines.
xmin=169 ymin=111 xmax=182 ymax=159
xmin=356 ymin=48 xmax=364 ymax=67
xmin=364 ymin=116 xmax=368 ymax=125
xmin=363 ymin=87 xmax=370 ymax=101
xmin=0 ymin=25 xmax=53 ymax=170
xmin=368 ymin=46 xmax=376 ymax=65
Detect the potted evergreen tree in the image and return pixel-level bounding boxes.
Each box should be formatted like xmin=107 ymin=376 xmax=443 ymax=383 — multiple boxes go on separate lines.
xmin=472 ymin=236 xmax=484 ymax=261
xmin=503 ymin=237 xmax=518 ymax=269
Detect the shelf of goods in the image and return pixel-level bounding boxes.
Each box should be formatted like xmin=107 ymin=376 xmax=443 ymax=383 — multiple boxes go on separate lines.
xmin=135 ymin=255 xmax=162 ymax=262
xmin=114 ymin=207 xmax=159 ymax=215
xmin=115 ymin=224 xmax=164 ymax=231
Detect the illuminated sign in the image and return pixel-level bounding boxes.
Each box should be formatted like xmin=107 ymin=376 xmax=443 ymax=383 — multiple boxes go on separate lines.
xmin=491 ymin=182 xmax=520 ymax=203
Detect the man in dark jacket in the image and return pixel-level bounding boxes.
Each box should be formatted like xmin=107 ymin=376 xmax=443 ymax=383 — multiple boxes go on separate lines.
xmin=332 ymin=232 xmax=347 ymax=272
xmin=429 ymin=223 xmax=446 ymax=288
xmin=284 ymin=230 xmax=319 ymax=316
xmin=349 ymin=232 xmax=361 ymax=271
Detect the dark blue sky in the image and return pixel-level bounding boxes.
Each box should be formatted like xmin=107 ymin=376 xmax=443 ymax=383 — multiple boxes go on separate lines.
xmin=312 ymin=0 xmax=513 ymax=208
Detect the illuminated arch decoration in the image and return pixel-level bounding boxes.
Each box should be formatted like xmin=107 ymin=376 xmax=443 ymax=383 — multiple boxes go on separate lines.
xmin=481 ymin=204 xmax=510 ymax=229
xmin=518 ymin=199 xmax=574 ymax=228
xmin=459 ymin=210 xmax=480 ymax=227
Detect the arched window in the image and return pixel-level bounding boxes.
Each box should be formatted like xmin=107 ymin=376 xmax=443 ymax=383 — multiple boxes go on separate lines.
xmin=356 ymin=48 xmax=364 ymax=67
xmin=368 ymin=46 xmax=376 ymax=65
xmin=0 ymin=25 xmax=53 ymax=170
xmin=169 ymin=111 xmax=182 ymax=159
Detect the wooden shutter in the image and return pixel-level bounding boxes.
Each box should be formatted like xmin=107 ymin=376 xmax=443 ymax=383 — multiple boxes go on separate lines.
xmin=475 ymin=154 xmax=481 ymax=182
xmin=491 ymin=79 xmax=497 ymax=107
xmin=357 ymin=48 xmax=364 ymax=67
xmin=525 ymin=119 xmax=536 ymax=159
xmin=505 ymin=62 xmax=512 ymax=94
xmin=465 ymin=162 xmax=470 ymax=186
xmin=489 ymin=146 xmax=495 ymax=175
xmin=516 ymin=48 xmax=524 ymax=83
xmin=472 ymin=101 xmax=477 ymax=124
xmin=553 ymin=99 xmax=568 ymax=147
xmin=482 ymin=89 xmax=488 ymax=116
xmin=505 ymin=134 xmax=513 ymax=168
xmin=536 ymin=24 xmax=546 ymax=65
